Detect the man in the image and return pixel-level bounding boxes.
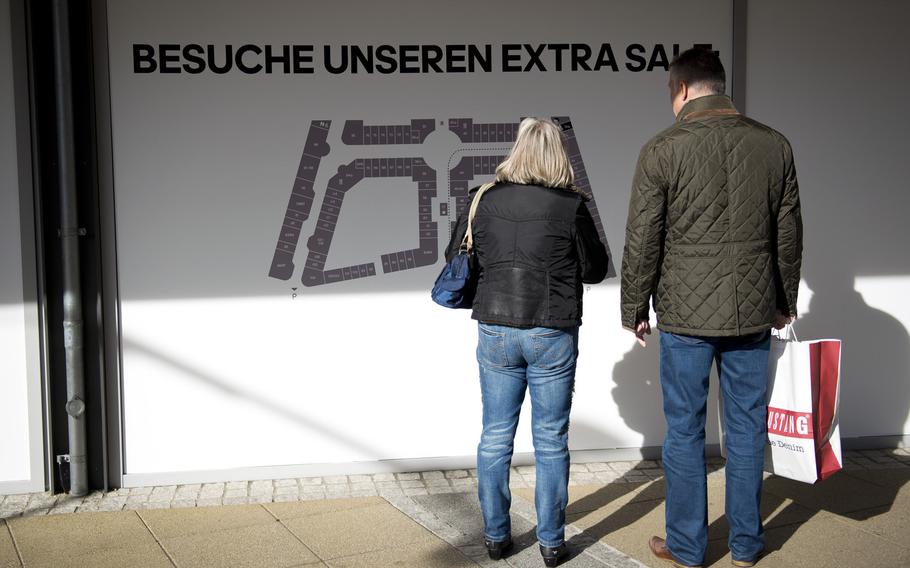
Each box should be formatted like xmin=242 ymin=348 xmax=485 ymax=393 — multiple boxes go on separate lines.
xmin=620 ymin=47 xmax=802 ymax=568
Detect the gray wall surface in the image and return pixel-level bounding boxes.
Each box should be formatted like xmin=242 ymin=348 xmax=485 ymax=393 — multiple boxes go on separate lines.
xmin=747 ymin=0 xmax=910 ymax=439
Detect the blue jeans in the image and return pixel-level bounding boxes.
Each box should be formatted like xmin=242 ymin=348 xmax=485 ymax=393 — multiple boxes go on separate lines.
xmin=475 ymin=323 xmax=578 ymax=548
xmin=660 ymin=330 xmax=771 ymax=566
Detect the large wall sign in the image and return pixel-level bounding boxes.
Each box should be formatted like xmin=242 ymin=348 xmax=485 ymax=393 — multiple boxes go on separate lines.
xmin=105 ymin=0 xmax=732 ymax=483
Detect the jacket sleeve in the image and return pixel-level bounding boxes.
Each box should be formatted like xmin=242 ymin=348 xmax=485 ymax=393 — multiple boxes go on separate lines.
xmin=574 ymin=200 xmax=609 ymax=284
xmin=620 ymin=141 xmax=668 ymax=330
xmin=444 ymin=210 xmax=469 ymax=263
xmin=774 ymin=144 xmax=803 ymax=316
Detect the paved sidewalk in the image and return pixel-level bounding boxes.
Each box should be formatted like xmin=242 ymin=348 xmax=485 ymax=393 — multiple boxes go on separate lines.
xmin=0 ymin=449 xmax=907 ymax=567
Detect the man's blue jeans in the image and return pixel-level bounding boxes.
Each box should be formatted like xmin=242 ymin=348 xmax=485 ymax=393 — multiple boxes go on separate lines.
xmin=475 ymin=323 xmax=578 ymax=548
xmin=659 ymin=330 xmax=771 ymax=566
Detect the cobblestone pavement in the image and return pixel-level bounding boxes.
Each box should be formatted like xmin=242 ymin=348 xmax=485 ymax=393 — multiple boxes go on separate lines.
xmin=2 ymin=450 xmax=907 ymax=519
xmin=1 ymin=449 xmax=908 ymax=567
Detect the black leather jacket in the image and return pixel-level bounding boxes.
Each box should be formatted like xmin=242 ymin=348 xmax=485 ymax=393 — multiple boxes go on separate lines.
xmin=445 ymin=182 xmax=608 ymax=328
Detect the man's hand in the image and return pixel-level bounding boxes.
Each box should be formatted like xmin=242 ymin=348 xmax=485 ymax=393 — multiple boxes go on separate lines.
xmin=773 ymin=311 xmax=795 ymax=330
xmin=633 ymin=319 xmax=651 ymax=347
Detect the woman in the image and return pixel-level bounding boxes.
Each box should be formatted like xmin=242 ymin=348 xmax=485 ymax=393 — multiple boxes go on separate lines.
xmin=444 ymin=117 xmax=609 ymax=566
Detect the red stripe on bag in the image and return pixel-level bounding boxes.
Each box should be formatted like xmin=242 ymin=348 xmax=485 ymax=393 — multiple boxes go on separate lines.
xmin=767 ymin=407 xmax=813 ymax=439
xmin=810 ymin=341 xmax=842 ymax=481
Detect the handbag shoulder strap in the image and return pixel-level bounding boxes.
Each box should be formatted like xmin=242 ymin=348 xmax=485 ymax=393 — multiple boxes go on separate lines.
xmin=461 ymin=182 xmax=496 ymax=252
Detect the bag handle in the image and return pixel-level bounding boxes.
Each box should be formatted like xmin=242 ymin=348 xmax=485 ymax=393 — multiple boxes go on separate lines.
xmin=460 ymin=182 xmax=496 ymax=252
xmin=773 ymin=323 xmax=799 ymax=342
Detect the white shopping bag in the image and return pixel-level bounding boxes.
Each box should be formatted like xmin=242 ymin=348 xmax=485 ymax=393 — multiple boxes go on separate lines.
xmin=765 ymin=326 xmax=843 ymax=483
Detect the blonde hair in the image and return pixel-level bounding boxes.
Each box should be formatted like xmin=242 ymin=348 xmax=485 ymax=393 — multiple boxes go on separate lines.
xmin=495 ymin=117 xmax=575 ymax=190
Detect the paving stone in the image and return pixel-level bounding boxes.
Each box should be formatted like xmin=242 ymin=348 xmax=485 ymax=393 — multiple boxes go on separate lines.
xmin=516 ymin=465 xmax=536 ymax=475
xmin=467 ymin=469 xmax=478 ymax=477
xmin=272 ymin=494 xmax=299 ymax=503
xmin=299 ymin=491 xmax=326 ymax=501
xmin=378 ymin=488 xmax=405 ymax=498
xmin=622 ymin=474 xmax=649 ymax=483
xmin=570 ymin=463 xmax=590 ymax=473
xmin=148 ymin=487 xmax=177 ymax=503
xmin=445 ymin=469 xmax=470 ymax=479
xmin=325 ymin=486 xmax=352 ymax=498
xmin=571 ymin=473 xmax=598 ymax=485
xmin=249 ymin=494 xmax=274 ymax=504
xmin=595 ymin=471 xmax=622 ymax=484
xmin=274 ymin=485 xmax=299 ymax=497
xmin=161 ymin=520 xmax=319 ymax=568
xmin=130 ymin=486 xmax=154 ymax=496
xmin=586 ymin=462 xmax=612 ymax=472
xmin=97 ymin=498 xmax=128 ymax=512
xmin=225 ymin=481 xmax=248 ymax=491
xmin=274 ymin=478 xmax=297 ymax=487
xmin=49 ymin=505 xmax=78 ymax=515
xmin=404 ymin=487 xmax=429 ymax=496
xmin=610 ymin=461 xmax=636 ymax=473
xmin=347 ymin=474 xmax=372 ymax=483
xmin=2 ymin=496 xmax=28 ymax=508
xmin=350 ymin=482 xmax=375 ymax=492
xmin=372 ymin=472 xmax=397 ymax=482
xmin=223 ymin=489 xmax=248 ymax=500
xmin=323 ymin=475 xmax=348 ymax=485
xmin=249 ymin=480 xmax=273 ymax=494
xmin=399 ymin=480 xmax=426 ymax=489
xmin=25 ymin=495 xmax=58 ymax=511
xmin=425 ymin=479 xmax=452 ymax=488
xmin=422 ymin=470 xmax=446 ymax=480
xmin=299 ymin=477 xmax=323 ymax=485
xmin=222 ymin=496 xmax=250 ymax=506
xmin=396 ymin=472 xmax=421 ymax=481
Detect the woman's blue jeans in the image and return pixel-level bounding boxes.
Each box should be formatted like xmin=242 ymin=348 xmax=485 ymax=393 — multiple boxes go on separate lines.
xmin=660 ymin=330 xmax=771 ymax=566
xmin=475 ymin=323 xmax=578 ymax=548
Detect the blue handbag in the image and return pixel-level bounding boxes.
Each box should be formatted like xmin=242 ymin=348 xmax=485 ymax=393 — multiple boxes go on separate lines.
xmin=431 ymin=182 xmax=495 ymax=309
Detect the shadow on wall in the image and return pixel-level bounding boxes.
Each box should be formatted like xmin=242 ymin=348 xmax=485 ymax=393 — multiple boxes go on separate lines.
xmin=796 ymin=259 xmax=910 ymax=442
xmin=122 ymin=337 xmax=386 ymax=459
xmin=608 ymin=337 xmax=722 ymax=452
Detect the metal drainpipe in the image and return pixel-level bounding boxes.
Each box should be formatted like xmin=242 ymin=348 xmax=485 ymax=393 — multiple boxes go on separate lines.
xmin=51 ymin=0 xmax=88 ymax=497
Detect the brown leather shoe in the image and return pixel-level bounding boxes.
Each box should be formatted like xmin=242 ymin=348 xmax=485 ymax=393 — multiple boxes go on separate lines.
xmin=649 ymin=536 xmax=703 ymax=568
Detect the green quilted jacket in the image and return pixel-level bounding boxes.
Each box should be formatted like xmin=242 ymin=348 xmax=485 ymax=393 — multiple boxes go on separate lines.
xmin=620 ymin=95 xmax=802 ymax=336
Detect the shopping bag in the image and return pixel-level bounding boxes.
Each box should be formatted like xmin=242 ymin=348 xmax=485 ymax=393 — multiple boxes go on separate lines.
xmin=765 ymin=326 xmax=843 ymax=483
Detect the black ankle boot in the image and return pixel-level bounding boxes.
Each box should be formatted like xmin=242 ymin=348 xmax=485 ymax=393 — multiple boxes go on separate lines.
xmin=539 ymin=543 xmax=569 ymax=567
xmin=484 ymin=536 xmax=513 ymax=560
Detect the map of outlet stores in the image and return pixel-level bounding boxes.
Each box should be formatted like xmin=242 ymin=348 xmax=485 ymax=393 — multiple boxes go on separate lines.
xmin=268 ymin=117 xmax=608 ymax=288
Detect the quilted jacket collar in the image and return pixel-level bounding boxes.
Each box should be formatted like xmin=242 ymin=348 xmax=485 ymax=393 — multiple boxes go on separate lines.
xmin=676 ymin=94 xmax=739 ymax=122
